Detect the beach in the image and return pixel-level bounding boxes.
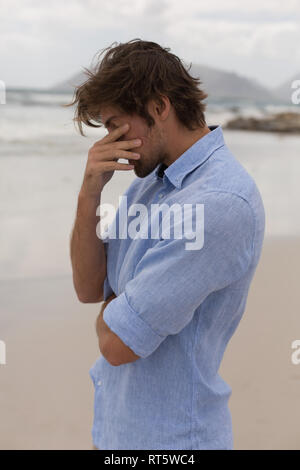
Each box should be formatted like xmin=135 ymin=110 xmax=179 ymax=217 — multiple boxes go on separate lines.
xmin=1 ymin=95 xmax=300 ymax=449
xmin=0 ymin=236 xmax=299 ymax=449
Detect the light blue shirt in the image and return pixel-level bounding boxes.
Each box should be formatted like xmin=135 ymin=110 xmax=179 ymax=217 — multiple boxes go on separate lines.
xmin=89 ymin=125 xmax=265 ymax=450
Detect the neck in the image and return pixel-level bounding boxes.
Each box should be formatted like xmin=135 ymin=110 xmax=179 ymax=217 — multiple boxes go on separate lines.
xmin=163 ymin=124 xmax=211 ymax=166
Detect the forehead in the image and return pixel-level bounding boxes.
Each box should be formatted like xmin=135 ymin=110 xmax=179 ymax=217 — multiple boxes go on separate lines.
xmin=100 ymin=105 xmax=124 ymax=124
xmin=99 ymin=106 xmax=143 ymax=128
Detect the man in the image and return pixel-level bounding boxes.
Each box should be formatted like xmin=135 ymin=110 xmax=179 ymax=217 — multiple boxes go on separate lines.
xmin=69 ymin=39 xmax=265 ymax=450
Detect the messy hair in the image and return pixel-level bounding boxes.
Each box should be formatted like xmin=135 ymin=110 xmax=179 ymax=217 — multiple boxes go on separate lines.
xmin=65 ymin=38 xmax=208 ymax=136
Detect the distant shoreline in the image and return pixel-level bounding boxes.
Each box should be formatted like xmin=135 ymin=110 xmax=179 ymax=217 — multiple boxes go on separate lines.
xmin=225 ymin=111 xmax=300 ymax=134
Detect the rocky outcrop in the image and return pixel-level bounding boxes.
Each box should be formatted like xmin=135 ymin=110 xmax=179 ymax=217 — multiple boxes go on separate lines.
xmin=225 ymin=112 xmax=300 ymax=133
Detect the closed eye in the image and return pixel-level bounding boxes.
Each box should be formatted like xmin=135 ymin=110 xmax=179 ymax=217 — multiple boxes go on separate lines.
xmin=107 ymin=124 xmax=117 ymax=133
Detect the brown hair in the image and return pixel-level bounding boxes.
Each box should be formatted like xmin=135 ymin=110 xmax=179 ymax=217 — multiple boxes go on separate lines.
xmin=65 ymin=38 xmax=208 ymax=136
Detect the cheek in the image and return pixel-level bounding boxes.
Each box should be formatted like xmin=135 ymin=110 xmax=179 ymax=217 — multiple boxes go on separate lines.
xmin=125 ymin=132 xmax=146 ymax=146
xmin=125 ymin=123 xmax=150 ymax=144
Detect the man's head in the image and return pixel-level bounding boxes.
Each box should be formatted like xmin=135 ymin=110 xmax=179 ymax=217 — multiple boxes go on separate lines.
xmin=67 ymin=39 xmax=208 ymax=178
xmin=99 ymin=97 xmax=177 ymax=178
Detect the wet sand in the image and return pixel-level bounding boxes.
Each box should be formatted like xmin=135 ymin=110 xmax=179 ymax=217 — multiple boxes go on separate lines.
xmin=0 ymin=236 xmax=299 ymax=449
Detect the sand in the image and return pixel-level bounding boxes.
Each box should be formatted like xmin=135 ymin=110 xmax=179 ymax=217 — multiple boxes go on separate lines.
xmin=0 ymin=236 xmax=299 ymax=450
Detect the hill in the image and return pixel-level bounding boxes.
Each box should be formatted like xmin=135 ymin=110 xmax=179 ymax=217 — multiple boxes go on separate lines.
xmin=52 ymin=63 xmax=286 ymax=104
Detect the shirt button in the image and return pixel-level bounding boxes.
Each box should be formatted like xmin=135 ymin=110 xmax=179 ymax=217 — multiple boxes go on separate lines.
xmin=158 ymin=193 xmax=163 ymax=198
xmin=97 ymin=380 xmax=102 ymax=386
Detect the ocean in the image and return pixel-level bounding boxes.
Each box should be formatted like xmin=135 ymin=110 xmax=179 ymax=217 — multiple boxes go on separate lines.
xmin=1 ymin=89 xmax=300 ymax=281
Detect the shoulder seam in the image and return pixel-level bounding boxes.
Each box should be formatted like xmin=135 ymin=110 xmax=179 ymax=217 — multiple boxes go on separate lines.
xmin=201 ymin=190 xmax=256 ymax=274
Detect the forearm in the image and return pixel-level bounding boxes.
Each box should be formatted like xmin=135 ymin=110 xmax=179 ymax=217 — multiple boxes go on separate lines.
xmin=95 ymin=292 xmax=140 ymax=366
xmin=70 ymin=190 xmax=106 ymax=303
xmin=96 ymin=293 xmax=117 ymax=352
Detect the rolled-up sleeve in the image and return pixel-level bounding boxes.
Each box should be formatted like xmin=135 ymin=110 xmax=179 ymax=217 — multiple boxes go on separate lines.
xmin=103 ymin=192 xmax=255 ymax=358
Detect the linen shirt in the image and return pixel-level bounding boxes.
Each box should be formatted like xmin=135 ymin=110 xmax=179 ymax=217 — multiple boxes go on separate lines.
xmin=89 ymin=125 xmax=265 ymax=450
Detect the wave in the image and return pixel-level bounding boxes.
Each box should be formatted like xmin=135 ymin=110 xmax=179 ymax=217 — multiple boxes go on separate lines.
xmin=5 ymin=89 xmax=73 ymax=107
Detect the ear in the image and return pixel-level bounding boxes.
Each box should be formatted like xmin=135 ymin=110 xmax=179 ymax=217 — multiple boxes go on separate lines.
xmin=149 ymin=95 xmax=170 ymax=121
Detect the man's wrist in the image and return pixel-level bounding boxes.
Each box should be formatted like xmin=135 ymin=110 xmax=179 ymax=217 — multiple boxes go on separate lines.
xmin=96 ymin=293 xmax=117 ymax=338
xmin=78 ymin=187 xmax=102 ymax=202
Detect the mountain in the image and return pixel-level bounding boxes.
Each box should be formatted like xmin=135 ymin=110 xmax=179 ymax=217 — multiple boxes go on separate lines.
xmin=51 ymin=70 xmax=89 ymax=93
xmin=52 ymin=63 xmax=284 ymax=104
xmin=189 ymin=64 xmax=280 ymax=103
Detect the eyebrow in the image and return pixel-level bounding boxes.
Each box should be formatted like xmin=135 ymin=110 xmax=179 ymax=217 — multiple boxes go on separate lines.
xmin=103 ymin=115 xmax=119 ymax=128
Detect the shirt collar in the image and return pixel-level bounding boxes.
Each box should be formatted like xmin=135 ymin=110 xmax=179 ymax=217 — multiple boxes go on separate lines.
xmin=154 ymin=125 xmax=225 ymax=189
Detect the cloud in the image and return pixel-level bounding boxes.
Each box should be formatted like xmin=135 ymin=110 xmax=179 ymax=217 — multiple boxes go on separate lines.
xmin=0 ymin=0 xmax=299 ymax=88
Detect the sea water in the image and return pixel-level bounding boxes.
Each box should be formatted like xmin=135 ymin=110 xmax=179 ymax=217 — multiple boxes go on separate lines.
xmin=0 ymin=90 xmax=300 ymax=281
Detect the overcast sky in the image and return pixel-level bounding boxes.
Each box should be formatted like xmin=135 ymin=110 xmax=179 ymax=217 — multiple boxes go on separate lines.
xmin=0 ymin=0 xmax=299 ymax=89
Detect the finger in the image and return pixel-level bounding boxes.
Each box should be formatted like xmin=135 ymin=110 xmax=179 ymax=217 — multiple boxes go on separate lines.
xmin=93 ymin=138 xmax=142 ymax=152
xmin=101 ymin=161 xmax=135 ymax=171
xmin=101 ymin=123 xmax=130 ymax=144
xmin=107 ymin=292 xmax=117 ymax=301
xmin=94 ymin=149 xmax=141 ymax=162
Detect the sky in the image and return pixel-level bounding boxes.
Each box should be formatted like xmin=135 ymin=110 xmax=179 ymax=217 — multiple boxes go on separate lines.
xmin=0 ymin=0 xmax=299 ymax=90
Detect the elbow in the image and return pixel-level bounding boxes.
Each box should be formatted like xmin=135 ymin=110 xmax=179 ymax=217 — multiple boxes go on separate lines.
xmin=99 ymin=340 xmax=120 ymax=367
xmin=105 ymin=356 xmax=121 ymax=367
xmin=72 ymin=275 xmax=104 ymax=303
xmin=99 ymin=336 xmax=139 ymax=367
xmin=77 ymin=290 xmax=104 ymax=304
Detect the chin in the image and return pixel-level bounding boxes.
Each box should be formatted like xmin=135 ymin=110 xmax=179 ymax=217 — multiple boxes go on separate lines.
xmin=134 ymin=166 xmax=151 ymax=178
xmin=134 ymin=167 xmax=144 ymax=178
xmin=132 ymin=159 xmax=158 ymax=178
